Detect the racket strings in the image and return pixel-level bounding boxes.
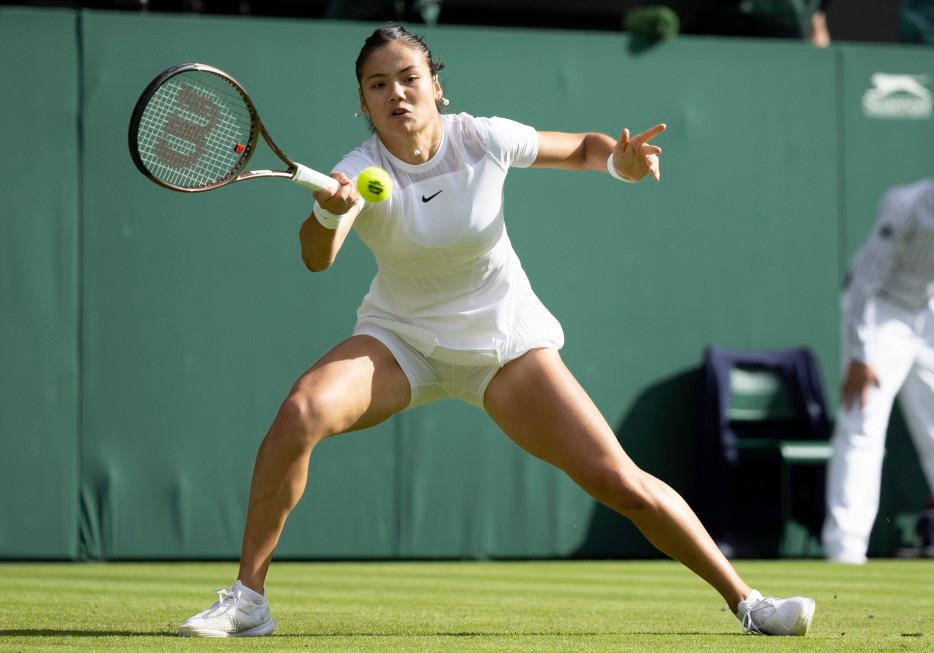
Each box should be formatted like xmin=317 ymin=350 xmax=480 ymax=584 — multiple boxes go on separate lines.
xmin=136 ymin=72 xmax=253 ymax=189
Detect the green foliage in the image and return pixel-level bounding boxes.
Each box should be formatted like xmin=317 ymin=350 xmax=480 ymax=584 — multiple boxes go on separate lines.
xmin=1 ymin=560 xmax=931 ymax=651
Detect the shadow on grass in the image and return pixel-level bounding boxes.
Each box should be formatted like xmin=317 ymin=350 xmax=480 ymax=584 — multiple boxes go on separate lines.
xmin=0 ymin=629 xmax=175 ymax=638
xmin=0 ymin=629 xmax=746 ymax=638
xmin=261 ymin=631 xmax=745 ymax=638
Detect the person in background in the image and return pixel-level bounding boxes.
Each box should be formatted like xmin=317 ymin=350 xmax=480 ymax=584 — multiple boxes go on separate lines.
xmin=901 ymin=0 xmax=934 ymax=44
xmin=810 ymin=4 xmax=831 ymax=46
xmin=823 ymin=178 xmax=934 ymax=564
xmin=676 ymin=0 xmax=832 ymax=46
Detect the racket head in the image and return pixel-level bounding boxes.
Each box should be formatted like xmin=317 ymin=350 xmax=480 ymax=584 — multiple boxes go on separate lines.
xmin=128 ymin=63 xmax=260 ymax=192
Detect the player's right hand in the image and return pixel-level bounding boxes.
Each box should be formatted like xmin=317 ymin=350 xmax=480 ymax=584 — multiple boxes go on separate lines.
xmin=313 ymin=172 xmax=360 ymax=215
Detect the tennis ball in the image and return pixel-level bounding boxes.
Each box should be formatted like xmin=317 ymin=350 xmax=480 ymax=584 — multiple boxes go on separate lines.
xmin=356 ymin=166 xmax=392 ymax=203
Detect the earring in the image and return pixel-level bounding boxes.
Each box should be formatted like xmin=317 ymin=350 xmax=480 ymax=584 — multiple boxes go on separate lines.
xmin=354 ymin=111 xmax=362 ymax=118
xmin=441 ymin=98 xmax=450 ymax=106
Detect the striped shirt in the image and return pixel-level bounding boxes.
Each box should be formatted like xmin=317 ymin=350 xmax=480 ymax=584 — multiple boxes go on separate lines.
xmin=843 ymin=178 xmax=934 ymax=361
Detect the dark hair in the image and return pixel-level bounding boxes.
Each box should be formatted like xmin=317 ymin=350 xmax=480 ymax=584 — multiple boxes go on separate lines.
xmin=355 ymin=23 xmax=446 ymax=112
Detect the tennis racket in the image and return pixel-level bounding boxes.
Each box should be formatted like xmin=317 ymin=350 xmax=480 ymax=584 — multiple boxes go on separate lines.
xmin=128 ymin=63 xmax=338 ymax=194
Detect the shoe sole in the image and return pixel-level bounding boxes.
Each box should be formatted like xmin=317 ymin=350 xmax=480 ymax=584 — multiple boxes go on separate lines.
xmin=179 ymin=620 xmax=277 ymax=638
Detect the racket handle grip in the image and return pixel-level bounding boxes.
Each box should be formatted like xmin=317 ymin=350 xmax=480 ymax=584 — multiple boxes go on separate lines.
xmin=291 ymin=163 xmax=340 ymax=193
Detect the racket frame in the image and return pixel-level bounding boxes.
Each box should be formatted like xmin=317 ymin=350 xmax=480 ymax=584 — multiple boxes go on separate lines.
xmin=129 ymin=63 xmax=336 ymax=194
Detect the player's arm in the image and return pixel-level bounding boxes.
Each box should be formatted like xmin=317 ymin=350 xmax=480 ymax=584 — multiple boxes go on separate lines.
xmin=532 ymin=124 xmax=665 ymax=182
xmin=299 ymin=172 xmax=362 ymax=272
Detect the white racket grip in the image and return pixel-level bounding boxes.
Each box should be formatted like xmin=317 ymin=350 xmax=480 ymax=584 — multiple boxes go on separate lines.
xmin=291 ymin=163 xmax=340 ymax=193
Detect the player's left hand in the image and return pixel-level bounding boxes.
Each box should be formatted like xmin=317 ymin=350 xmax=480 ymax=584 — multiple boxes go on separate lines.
xmin=611 ymin=123 xmax=666 ymax=182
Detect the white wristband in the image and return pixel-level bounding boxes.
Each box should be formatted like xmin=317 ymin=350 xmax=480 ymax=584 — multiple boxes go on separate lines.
xmin=313 ymin=202 xmax=344 ymax=230
xmin=607 ymin=153 xmax=636 ymax=183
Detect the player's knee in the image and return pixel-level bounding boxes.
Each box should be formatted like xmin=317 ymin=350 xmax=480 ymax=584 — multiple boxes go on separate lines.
xmin=617 ymin=480 xmax=659 ymax=516
xmin=271 ymin=390 xmax=335 ymax=449
xmin=588 ymin=468 xmax=656 ymax=515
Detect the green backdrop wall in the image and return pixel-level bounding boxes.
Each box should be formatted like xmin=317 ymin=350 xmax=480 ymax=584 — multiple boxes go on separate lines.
xmin=1 ymin=7 xmax=932 ymax=560
xmin=0 ymin=9 xmax=80 ymax=559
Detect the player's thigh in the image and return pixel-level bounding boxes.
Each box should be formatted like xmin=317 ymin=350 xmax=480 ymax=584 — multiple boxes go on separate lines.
xmin=484 ymin=348 xmax=636 ymax=481
xmin=289 ymin=334 xmax=411 ymax=436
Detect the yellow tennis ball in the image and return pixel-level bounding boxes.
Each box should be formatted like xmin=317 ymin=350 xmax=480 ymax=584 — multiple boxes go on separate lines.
xmin=356 ymin=166 xmax=392 ymax=203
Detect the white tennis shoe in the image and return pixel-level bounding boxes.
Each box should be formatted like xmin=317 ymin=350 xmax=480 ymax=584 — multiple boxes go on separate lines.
xmin=736 ymin=589 xmax=815 ymax=636
xmin=179 ymin=580 xmax=277 ymax=637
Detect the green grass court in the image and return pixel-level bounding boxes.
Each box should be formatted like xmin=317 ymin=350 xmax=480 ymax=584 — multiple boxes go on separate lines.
xmin=2 ymin=559 xmax=931 ymax=651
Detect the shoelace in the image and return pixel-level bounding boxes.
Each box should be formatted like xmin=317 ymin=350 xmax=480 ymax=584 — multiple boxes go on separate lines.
xmin=740 ymin=596 xmax=776 ymax=634
xmin=740 ymin=610 xmax=759 ymax=634
xmin=214 ymin=587 xmax=242 ymax=611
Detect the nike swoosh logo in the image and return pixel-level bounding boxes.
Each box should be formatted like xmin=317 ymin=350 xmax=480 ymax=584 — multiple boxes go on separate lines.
xmin=421 ymin=190 xmax=443 ymax=203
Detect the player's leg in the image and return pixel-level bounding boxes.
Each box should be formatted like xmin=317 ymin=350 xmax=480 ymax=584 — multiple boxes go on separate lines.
xmin=483 ymin=348 xmax=749 ymax=608
xmin=484 ymin=349 xmax=814 ymax=635
xmin=180 ymin=334 xmax=411 ymax=637
xmin=238 ymin=334 xmax=411 ymax=592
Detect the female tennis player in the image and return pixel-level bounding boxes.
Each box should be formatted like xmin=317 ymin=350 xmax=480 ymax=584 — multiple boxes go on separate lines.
xmin=179 ymin=23 xmax=815 ymax=638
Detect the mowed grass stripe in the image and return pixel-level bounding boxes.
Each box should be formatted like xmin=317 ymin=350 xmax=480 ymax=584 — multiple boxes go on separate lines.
xmin=1 ymin=560 xmax=931 ymax=651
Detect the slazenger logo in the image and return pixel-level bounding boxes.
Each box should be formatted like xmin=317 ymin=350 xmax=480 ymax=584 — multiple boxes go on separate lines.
xmin=862 ymin=73 xmax=932 ymax=119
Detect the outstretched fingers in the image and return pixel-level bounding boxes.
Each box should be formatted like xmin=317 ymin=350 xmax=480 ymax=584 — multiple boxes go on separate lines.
xmin=616 ymin=123 xmax=666 ymax=181
xmin=625 ymin=122 xmax=666 ymax=147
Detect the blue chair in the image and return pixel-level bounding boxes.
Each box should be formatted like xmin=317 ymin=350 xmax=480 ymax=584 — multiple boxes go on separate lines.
xmin=699 ymin=346 xmax=833 ymax=558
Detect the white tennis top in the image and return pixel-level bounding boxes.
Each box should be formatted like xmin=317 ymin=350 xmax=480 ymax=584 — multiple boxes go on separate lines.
xmin=843 ymin=177 xmax=934 ymax=361
xmin=334 ymin=112 xmax=564 ymax=366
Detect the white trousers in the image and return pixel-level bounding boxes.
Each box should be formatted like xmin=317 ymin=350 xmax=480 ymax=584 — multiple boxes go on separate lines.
xmin=822 ymin=294 xmax=934 ymax=563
